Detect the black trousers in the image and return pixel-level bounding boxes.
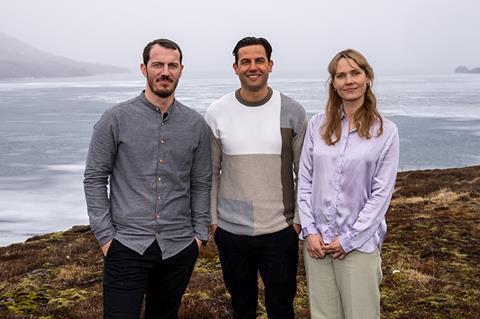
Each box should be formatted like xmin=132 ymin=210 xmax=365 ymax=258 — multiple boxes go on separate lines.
xmin=103 ymin=239 xmax=198 ymax=319
xmin=214 ymin=226 xmax=299 ymax=319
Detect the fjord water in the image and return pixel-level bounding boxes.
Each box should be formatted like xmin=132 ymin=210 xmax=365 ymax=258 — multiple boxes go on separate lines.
xmin=1 ymin=74 xmax=479 ymax=246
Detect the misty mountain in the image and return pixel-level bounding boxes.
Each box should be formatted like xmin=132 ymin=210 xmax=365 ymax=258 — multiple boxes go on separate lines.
xmin=454 ymin=65 xmax=480 ymax=74
xmin=0 ymin=32 xmax=129 ymax=79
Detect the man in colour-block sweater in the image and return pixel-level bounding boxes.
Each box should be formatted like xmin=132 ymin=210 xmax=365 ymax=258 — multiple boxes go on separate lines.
xmin=205 ymin=37 xmax=307 ymax=319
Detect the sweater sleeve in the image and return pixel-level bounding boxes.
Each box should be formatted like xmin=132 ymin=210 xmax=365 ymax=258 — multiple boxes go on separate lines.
xmin=204 ymin=109 xmax=222 ymax=225
xmin=292 ymin=114 xmax=308 ymax=224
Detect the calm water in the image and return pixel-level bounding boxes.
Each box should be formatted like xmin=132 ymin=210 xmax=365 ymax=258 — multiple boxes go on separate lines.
xmin=1 ymin=74 xmax=480 ymax=246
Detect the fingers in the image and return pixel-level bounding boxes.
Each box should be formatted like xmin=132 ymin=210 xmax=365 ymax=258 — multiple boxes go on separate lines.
xmin=311 ymin=237 xmax=348 ymax=260
xmin=101 ymin=240 xmax=113 ymax=256
xmin=308 ymin=246 xmax=325 ymax=259
xmin=331 ymin=251 xmax=347 ymax=259
xmin=195 ymin=238 xmax=202 ymax=249
xmin=306 ymin=235 xmax=326 ymax=259
xmin=293 ymin=223 xmax=301 ymax=235
xmin=210 ymin=224 xmax=218 ymax=236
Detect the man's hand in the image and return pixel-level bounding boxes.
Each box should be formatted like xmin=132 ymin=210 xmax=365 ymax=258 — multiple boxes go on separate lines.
xmin=293 ymin=223 xmax=301 ymax=235
xmin=210 ymin=224 xmax=218 ymax=236
xmin=323 ymin=238 xmax=347 ymax=260
xmin=305 ymin=234 xmax=326 ymax=259
xmin=195 ymin=238 xmax=202 ymax=251
xmin=101 ymin=240 xmax=112 ymax=256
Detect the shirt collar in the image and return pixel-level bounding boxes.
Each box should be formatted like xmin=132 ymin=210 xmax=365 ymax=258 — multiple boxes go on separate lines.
xmin=139 ymin=90 xmax=177 ymax=116
xmin=339 ymin=106 xmax=347 ymax=121
xmin=339 ymin=106 xmax=358 ymax=133
xmin=235 ymin=87 xmax=273 ymax=107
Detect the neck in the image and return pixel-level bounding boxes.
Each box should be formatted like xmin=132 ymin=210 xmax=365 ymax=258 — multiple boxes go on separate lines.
xmin=239 ymin=86 xmax=270 ymax=103
xmin=342 ymin=97 xmax=364 ymax=120
xmin=144 ymin=87 xmax=175 ymax=113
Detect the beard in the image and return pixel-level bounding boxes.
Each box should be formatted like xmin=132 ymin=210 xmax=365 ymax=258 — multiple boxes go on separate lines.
xmin=147 ymin=72 xmax=180 ymax=98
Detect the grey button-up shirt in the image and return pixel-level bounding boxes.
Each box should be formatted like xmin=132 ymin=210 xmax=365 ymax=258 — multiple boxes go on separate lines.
xmin=84 ymin=92 xmax=211 ymax=259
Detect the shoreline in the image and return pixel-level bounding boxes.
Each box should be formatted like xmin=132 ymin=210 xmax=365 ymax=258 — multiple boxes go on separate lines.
xmin=0 ymin=164 xmax=479 ymax=248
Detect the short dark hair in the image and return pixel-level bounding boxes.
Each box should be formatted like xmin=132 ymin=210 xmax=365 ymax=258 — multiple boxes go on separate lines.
xmin=143 ymin=38 xmax=183 ymax=65
xmin=232 ymin=37 xmax=272 ymax=64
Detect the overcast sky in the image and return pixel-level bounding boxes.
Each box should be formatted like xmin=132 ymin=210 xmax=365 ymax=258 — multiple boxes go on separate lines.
xmin=1 ymin=0 xmax=479 ymax=77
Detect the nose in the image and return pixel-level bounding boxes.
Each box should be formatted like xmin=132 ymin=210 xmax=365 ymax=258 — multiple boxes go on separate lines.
xmin=345 ymin=74 xmax=354 ymax=83
xmin=247 ymin=61 xmax=259 ymax=72
xmin=159 ymin=65 xmax=170 ymax=75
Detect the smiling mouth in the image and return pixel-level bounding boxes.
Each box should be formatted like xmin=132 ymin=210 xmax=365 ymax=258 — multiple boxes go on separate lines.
xmin=246 ymin=74 xmax=261 ymax=79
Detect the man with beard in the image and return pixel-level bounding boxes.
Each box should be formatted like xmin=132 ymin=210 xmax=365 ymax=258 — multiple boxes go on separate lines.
xmin=84 ymin=38 xmax=211 ymax=319
xmin=205 ymin=37 xmax=307 ymax=318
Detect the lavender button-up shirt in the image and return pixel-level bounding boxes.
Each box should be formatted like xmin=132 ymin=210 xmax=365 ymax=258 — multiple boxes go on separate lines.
xmin=298 ymin=112 xmax=399 ymax=253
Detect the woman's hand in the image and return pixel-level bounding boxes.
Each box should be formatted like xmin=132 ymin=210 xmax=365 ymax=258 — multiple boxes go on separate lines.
xmin=306 ymin=234 xmax=326 ymax=259
xmin=324 ymin=238 xmax=347 ymax=260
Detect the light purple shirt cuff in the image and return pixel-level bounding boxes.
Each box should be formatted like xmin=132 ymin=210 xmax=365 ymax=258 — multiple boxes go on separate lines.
xmin=301 ymin=224 xmax=319 ymax=240
xmin=339 ymin=234 xmax=354 ymax=253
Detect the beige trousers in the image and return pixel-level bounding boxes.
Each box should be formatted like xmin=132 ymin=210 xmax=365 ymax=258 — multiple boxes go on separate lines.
xmin=304 ymin=247 xmax=383 ymax=319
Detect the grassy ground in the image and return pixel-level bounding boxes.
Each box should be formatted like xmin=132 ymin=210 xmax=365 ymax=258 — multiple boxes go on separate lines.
xmin=1 ymin=166 xmax=479 ymax=318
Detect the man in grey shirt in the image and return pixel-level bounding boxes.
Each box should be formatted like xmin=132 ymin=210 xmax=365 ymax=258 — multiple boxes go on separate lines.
xmin=84 ymin=38 xmax=211 ymax=318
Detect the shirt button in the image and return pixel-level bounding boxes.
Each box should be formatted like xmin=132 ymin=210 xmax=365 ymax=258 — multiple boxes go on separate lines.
xmin=157 ymin=196 xmax=160 ymax=200
xmin=159 ymin=160 xmax=164 ymax=164
xmin=157 ymin=177 xmax=162 ymax=181
xmin=156 ymin=214 xmax=160 ymax=219
xmin=160 ymin=139 xmax=165 ymax=144
xmin=155 ymin=108 xmax=160 ymax=112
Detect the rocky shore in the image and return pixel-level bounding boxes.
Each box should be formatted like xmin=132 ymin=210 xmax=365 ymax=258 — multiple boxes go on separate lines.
xmin=1 ymin=166 xmax=479 ymax=318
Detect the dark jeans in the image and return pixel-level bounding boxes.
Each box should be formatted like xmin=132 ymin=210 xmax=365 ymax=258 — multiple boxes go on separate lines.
xmin=214 ymin=226 xmax=299 ymax=319
xmin=103 ymin=239 xmax=198 ymax=319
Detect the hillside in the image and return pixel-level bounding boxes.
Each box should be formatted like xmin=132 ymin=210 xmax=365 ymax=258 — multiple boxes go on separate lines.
xmin=454 ymin=65 xmax=480 ymax=74
xmin=0 ymin=33 xmax=129 ymax=79
xmin=0 ymin=166 xmax=479 ymax=318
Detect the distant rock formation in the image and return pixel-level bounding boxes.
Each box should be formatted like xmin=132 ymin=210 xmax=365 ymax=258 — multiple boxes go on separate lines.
xmin=0 ymin=32 xmax=130 ymax=79
xmin=455 ymin=65 xmax=480 ymax=74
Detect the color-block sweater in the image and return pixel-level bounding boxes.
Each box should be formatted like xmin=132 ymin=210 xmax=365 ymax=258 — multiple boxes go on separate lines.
xmin=205 ymin=88 xmax=307 ymax=236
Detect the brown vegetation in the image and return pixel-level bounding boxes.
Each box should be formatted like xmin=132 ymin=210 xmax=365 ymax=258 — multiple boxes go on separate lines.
xmin=1 ymin=166 xmax=479 ymax=318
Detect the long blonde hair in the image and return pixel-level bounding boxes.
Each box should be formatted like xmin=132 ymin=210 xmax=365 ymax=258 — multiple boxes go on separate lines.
xmin=321 ymin=49 xmax=383 ymax=145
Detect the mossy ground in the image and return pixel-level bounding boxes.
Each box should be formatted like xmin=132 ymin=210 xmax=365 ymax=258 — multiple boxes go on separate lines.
xmin=1 ymin=166 xmax=479 ymax=318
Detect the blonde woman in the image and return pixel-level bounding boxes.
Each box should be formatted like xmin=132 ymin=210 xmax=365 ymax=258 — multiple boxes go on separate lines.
xmin=298 ymin=49 xmax=399 ymax=319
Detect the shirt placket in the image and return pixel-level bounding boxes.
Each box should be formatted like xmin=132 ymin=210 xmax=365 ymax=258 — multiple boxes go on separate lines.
xmin=329 ymin=120 xmax=350 ymax=238
xmin=155 ymin=109 xmax=168 ymax=230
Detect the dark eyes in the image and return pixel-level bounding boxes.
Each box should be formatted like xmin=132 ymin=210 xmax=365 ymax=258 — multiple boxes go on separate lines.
xmin=151 ymin=63 xmax=179 ymax=69
xmin=335 ymin=70 xmax=363 ymax=79
xmin=240 ymin=59 xmax=266 ymax=65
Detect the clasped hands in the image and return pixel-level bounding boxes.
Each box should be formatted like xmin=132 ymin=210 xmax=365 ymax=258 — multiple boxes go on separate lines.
xmin=306 ymin=234 xmax=347 ymax=260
